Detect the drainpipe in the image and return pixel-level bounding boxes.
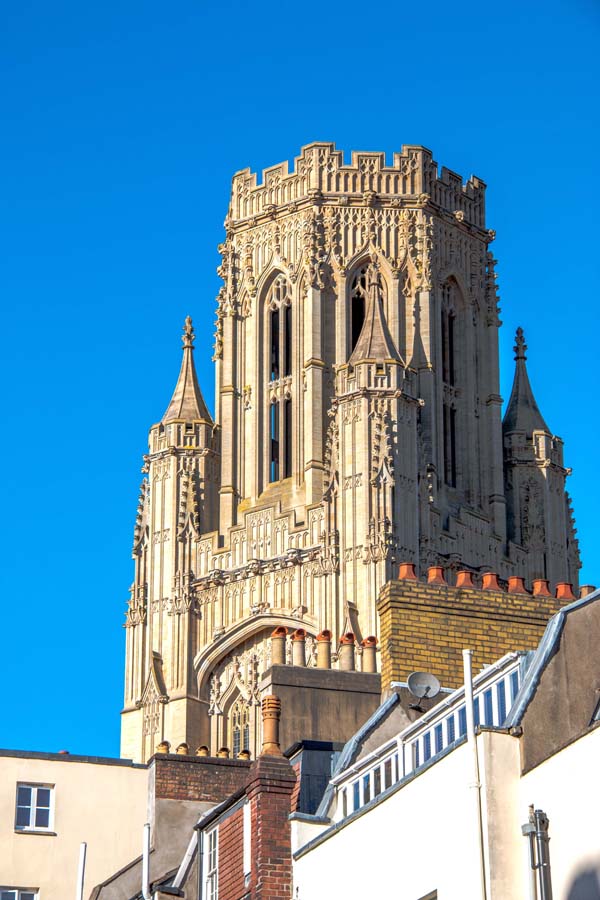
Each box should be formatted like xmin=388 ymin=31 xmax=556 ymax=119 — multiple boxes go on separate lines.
xmin=75 ymin=842 xmax=87 ymax=900
xmin=463 ymin=649 xmax=488 ymax=900
xmin=142 ymin=822 xmax=152 ymax=900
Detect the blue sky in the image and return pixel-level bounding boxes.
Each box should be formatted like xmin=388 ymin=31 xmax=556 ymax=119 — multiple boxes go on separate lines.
xmin=1 ymin=0 xmax=598 ymax=757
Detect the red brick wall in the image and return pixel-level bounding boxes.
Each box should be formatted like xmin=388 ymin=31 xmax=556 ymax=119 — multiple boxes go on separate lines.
xmin=152 ymin=754 xmax=250 ymax=802
xmin=218 ymin=807 xmax=246 ymax=900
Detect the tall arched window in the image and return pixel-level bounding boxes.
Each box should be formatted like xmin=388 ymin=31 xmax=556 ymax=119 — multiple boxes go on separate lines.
xmin=349 ymin=267 xmax=368 ymax=352
xmin=266 ymin=275 xmax=293 ymax=483
xmin=230 ymin=696 xmax=251 ymax=758
xmin=441 ymin=281 xmax=459 ymax=487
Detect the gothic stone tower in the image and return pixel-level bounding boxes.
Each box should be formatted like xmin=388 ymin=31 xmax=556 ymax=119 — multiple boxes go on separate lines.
xmin=121 ymin=143 xmax=580 ymax=763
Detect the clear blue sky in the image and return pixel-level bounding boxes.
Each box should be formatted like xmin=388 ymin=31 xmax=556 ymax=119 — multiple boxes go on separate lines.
xmin=1 ymin=0 xmax=598 ymax=757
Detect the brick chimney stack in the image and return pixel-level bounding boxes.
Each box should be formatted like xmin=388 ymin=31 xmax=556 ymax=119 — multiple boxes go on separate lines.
xmin=245 ymin=694 xmax=296 ymax=900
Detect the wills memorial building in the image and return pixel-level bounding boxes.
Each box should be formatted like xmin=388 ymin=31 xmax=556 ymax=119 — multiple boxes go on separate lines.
xmin=121 ymin=143 xmax=580 ymax=763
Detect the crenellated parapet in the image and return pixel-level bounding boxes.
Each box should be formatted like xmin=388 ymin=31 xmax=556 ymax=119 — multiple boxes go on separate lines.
xmin=229 ymin=142 xmax=487 ymax=228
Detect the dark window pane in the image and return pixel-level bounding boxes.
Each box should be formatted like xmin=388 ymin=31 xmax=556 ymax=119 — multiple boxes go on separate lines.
xmin=284 ymin=305 xmax=292 ymax=377
xmin=283 ymin=399 xmax=292 ymax=478
xmin=270 ymin=310 xmax=280 ymax=380
xmin=497 ymin=681 xmax=507 ymax=723
xmin=16 ymin=806 xmax=30 ymax=827
xmin=384 ymin=758 xmax=392 ymax=789
xmin=484 ymin=689 xmax=494 ymax=726
xmin=458 ymin=706 xmax=467 ymax=736
xmin=510 ymin=670 xmax=520 ymax=702
xmin=435 ymin=723 xmax=443 ymax=753
xmin=37 ymin=788 xmax=51 ymax=808
xmin=22 ymin=894 xmax=36 ymax=900
xmin=423 ymin=732 xmax=431 ymax=761
xmin=447 ymin=715 xmax=456 ymax=744
xmin=363 ymin=774 xmax=370 ymax=804
xmin=17 ymin=786 xmax=31 ymax=807
xmin=373 ymin=767 xmax=381 ymax=797
xmin=35 ymin=807 xmax=50 ymax=828
xmin=413 ymin=741 xmax=420 ymax=768
xmin=474 ymin=697 xmax=480 ymax=727
xmin=1 ymin=892 xmax=17 ymax=900
xmin=352 ymin=780 xmax=360 ymax=811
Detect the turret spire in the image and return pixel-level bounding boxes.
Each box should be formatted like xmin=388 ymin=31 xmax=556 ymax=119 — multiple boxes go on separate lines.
xmin=349 ymin=262 xmax=402 ymax=364
xmin=503 ymin=327 xmax=550 ymax=436
xmin=162 ymin=316 xmax=212 ymax=423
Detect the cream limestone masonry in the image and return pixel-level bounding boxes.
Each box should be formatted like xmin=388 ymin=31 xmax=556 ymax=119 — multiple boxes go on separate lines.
xmin=121 ymin=143 xmax=580 ymax=763
xmin=0 ymin=753 xmax=146 ymax=900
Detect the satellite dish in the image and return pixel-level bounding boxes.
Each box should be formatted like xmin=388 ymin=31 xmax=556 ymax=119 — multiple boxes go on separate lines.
xmin=407 ymin=671 xmax=441 ymax=701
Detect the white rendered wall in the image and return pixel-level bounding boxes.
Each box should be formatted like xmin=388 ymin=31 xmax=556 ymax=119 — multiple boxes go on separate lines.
xmin=519 ymin=726 xmax=600 ymax=899
xmin=293 ymin=742 xmax=487 ymax=900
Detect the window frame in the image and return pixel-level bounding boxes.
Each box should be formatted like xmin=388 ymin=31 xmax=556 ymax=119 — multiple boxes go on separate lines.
xmin=205 ymin=826 xmax=218 ymax=900
xmin=0 ymin=890 xmax=38 ymax=900
xmin=14 ymin=783 xmax=54 ymax=834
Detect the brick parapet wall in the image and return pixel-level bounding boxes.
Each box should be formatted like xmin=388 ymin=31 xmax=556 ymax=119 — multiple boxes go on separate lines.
xmin=377 ymin=578 xmax=561 ymax=690
xmin=152 ymin=754 xmax=250 ymax=802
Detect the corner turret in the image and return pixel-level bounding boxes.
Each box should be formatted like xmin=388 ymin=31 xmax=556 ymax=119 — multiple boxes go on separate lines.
xmin=162 ymin=316 xmax=212 ymax=424
xmin=121 ymin=318 xmax=221 ymax=762
xmin=503 ymin=328 xmax=580 ymax=591
xmin=503 ymin=328 xmax=550 ymax=438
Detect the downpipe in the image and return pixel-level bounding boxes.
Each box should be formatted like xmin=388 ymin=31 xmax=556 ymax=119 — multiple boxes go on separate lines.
xmin=463 ymin=649 xmax=488 ymax=900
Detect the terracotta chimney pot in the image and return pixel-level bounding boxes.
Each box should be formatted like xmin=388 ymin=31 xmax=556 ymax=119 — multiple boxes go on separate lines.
xmin=532 ymin=578 xmax=551 ymax=597
xmin=508 ymin=576 xmax=527 ymax=594
xmin=291 ymin=628 xmax=307 ymax=667
xmin=579 ymin=584 xmax=597 ymax=598
xmin=361 ymin=636 xmax=378 ymax=673
xmin=316 ymin=629 xmax=332 ymax=669
xmin=156 ymin=741 xmax=170 ymax=755
xmin=238 ymin=749 xmax=251 ymax=760
xmin=217 ymin=747 xmax=230 ymax=758
xmin=261 ymin=694 xmax=282 ymax=756
xmin=176 ymin=742 xmax=190 ymax=755
xmin=555 ymin=582 xmax=576 ymax=601
xmin=398 ymin=562 xmax=418 ymax=581
xmin=427 ymin=566 xmax=446 ymax=585
xmin=195 ymin=745 xmax=210 ymax=757
xmin=339 ymin=632 xmax=356 ymax=671
xmin=456 ymin=570 xmax=474 ymax=588
xmin=270 ymin=626 xmax=288 ymax=666
xmin=482 ymin=572 xmax=501 ymax=591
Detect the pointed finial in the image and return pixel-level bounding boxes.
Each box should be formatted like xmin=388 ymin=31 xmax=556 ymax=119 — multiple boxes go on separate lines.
xmin=514 ymin=327 xmax=527 ymax=361
xmin=182 ymin=316 xmax=195 ymax=349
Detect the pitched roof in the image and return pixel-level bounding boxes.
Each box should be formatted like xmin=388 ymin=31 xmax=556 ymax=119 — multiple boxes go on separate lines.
xmin=502 ymin=327 xmax=550 ymax=436
xmin=162 ymin=317 xmax=212 ymax=424
xmin=349 ymin=263 xmax=403 ymax=365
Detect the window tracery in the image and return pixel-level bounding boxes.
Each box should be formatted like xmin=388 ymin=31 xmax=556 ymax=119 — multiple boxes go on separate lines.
xmin=266 ymin=275 xmax=293 ymax=482
xmin=441 ymin=281 xmax=460 ymax=488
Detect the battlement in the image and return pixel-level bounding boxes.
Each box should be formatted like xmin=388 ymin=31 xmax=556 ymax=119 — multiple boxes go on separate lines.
xmin=229 ymin=142 xmax=486 ymax=228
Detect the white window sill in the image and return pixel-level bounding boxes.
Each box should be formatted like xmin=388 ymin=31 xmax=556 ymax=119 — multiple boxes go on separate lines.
xmin=15 ymin=828 xmax=57 ymax=836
